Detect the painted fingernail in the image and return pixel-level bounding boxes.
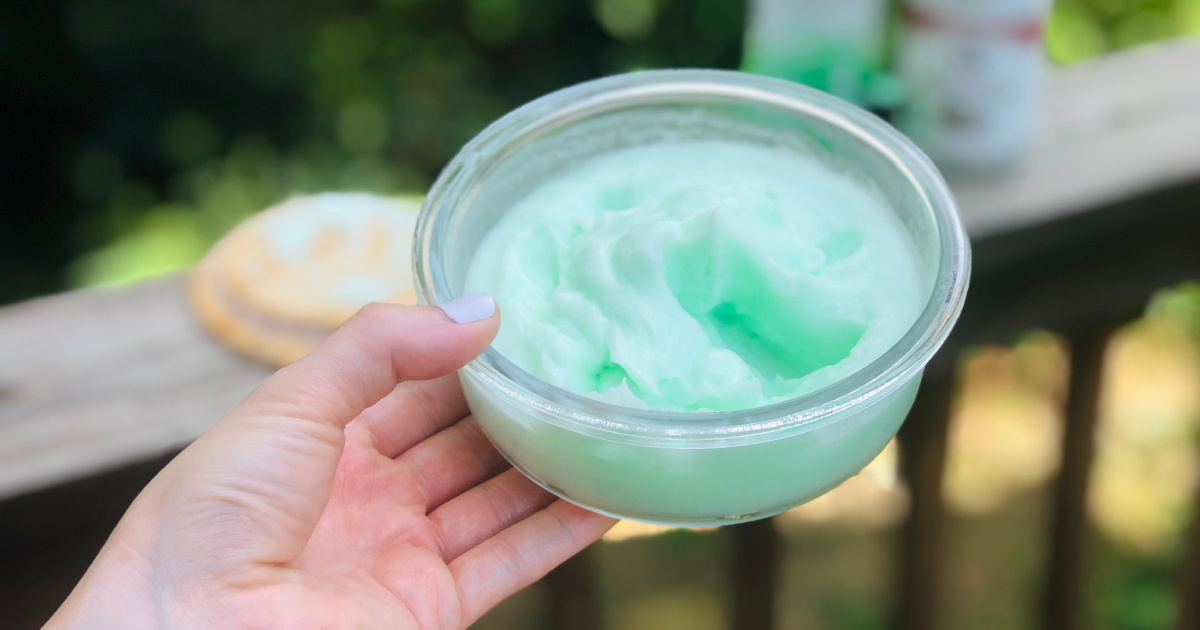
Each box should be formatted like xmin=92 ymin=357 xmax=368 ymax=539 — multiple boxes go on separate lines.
xmin=439 ymin=292 xmax=496 ymax=324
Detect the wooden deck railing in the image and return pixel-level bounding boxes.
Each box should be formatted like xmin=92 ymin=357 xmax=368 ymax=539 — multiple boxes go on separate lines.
xmin=3 ymin=41 xmax=1200 ymax=629
xmin=886 ymin=180 xmax=1200 ymax=630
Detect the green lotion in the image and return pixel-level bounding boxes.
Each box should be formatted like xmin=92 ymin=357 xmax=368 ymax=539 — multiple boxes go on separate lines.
xmin=466 ymin=141 xmax=923 ymax=412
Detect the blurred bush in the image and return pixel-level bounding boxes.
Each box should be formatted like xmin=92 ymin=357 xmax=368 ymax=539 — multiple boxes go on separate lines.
xmin=0 ymin=0 xmax=747 ymax=300
xmin=1047 ymin=0 xmax=1200 ymax=63
xmin=61 ymin=0 xmax=747 ymax=290
xmin=2 ymin=0 xmax=1198 ymax=300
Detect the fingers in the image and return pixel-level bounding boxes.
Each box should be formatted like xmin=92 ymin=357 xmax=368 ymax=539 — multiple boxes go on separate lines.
xmin=428 ymin=469 xmax=557 ymax=562
xmin=167 ymin=299 xmax=498 ymax=567
xmin=395 ymin=417 xmax=510 ymax=511
xmin=450 ymin=501 xmax=616 ymax=626
xmin=243 ymin=298 xmax=499 ymax=432
xmin=352 ymin=374 xmax=470 ymax=458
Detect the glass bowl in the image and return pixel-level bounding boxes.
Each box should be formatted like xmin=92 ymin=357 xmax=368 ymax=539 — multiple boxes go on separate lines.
xmin=413 ymin=70 xmax=969 ymax=526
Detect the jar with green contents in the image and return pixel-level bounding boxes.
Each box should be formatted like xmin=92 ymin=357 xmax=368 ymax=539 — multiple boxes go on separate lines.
xmin=414 ymin=70 xmax=969 ymax=526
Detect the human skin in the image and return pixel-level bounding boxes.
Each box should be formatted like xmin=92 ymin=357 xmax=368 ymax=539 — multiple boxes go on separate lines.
xmin=44 ymin=298 xmax=615 ymax=630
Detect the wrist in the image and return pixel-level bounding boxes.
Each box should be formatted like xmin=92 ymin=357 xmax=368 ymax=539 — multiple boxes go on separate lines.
xmin=44 ymin=530 xmax=166 ymax=629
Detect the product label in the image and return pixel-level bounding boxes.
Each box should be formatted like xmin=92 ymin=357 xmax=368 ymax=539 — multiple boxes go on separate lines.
xmin=896 ymin=6 xmax=1046 ymax=170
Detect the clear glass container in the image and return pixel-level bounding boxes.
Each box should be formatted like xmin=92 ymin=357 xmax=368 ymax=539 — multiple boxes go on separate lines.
xmin=414 ymin=70 xmax=969 ymax=526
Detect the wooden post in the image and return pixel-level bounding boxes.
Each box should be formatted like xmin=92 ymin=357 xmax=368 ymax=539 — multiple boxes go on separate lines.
xmin=546 ymin=545 xmax=601 ymax=630
xmin=728 ymin=517 xmax=781 ymax=630
xmin=1041 ymin=328 xmax=1111 ymax=630
xmin=892 ymin=378 xmax=955 ymax=630
xmin=1175 ymin=483 xmax=1200 ymax=630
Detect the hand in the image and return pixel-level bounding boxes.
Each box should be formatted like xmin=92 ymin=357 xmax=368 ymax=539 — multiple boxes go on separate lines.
xmin=46 ymin=296 xmax=615 ymax=629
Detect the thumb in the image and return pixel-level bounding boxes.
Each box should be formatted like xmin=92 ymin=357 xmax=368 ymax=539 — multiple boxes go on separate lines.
xmin=245 ymin=293 xmax=500 ymax=428
xmin=163 ymin=294 xmax=499 ymax=566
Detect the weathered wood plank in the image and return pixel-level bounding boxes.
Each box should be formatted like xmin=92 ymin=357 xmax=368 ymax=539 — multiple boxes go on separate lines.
xmin=0 ymin=276 xmax=271 ymax=500
xmin=953 ymin=40 xmax=1200 ymax=238
xmin=925 ymin=175 xmax=1200 ymax=384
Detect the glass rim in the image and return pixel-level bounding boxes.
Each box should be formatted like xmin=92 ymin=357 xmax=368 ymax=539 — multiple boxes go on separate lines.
xmin=414 ymin=69 xmax=970 ymax=446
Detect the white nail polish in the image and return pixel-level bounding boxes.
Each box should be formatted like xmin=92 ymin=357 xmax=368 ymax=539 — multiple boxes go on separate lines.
xmin=439 ymin=292 xmax=496 ymax=324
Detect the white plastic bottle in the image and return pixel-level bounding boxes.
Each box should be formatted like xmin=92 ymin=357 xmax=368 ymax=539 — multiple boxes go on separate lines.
xmin=895 ymin=0 xmax=1052 ymax=173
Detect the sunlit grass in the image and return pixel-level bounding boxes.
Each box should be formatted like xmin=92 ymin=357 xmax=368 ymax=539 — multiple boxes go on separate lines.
xmin=1089 ymin=292 xmax=1200 ymax=556
xmin=944 ymin=332 xmax=1068 ymax=516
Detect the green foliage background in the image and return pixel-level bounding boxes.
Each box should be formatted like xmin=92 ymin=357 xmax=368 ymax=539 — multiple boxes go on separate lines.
xmin=1048 ymin=0 xmax=1200 ymax=63
xmin=1 ymin=0 xmax=1196 ymax=300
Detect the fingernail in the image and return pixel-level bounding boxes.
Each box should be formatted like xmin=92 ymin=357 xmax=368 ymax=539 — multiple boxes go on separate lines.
xmin=439 ymin=292 xmax=496 ymax=324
